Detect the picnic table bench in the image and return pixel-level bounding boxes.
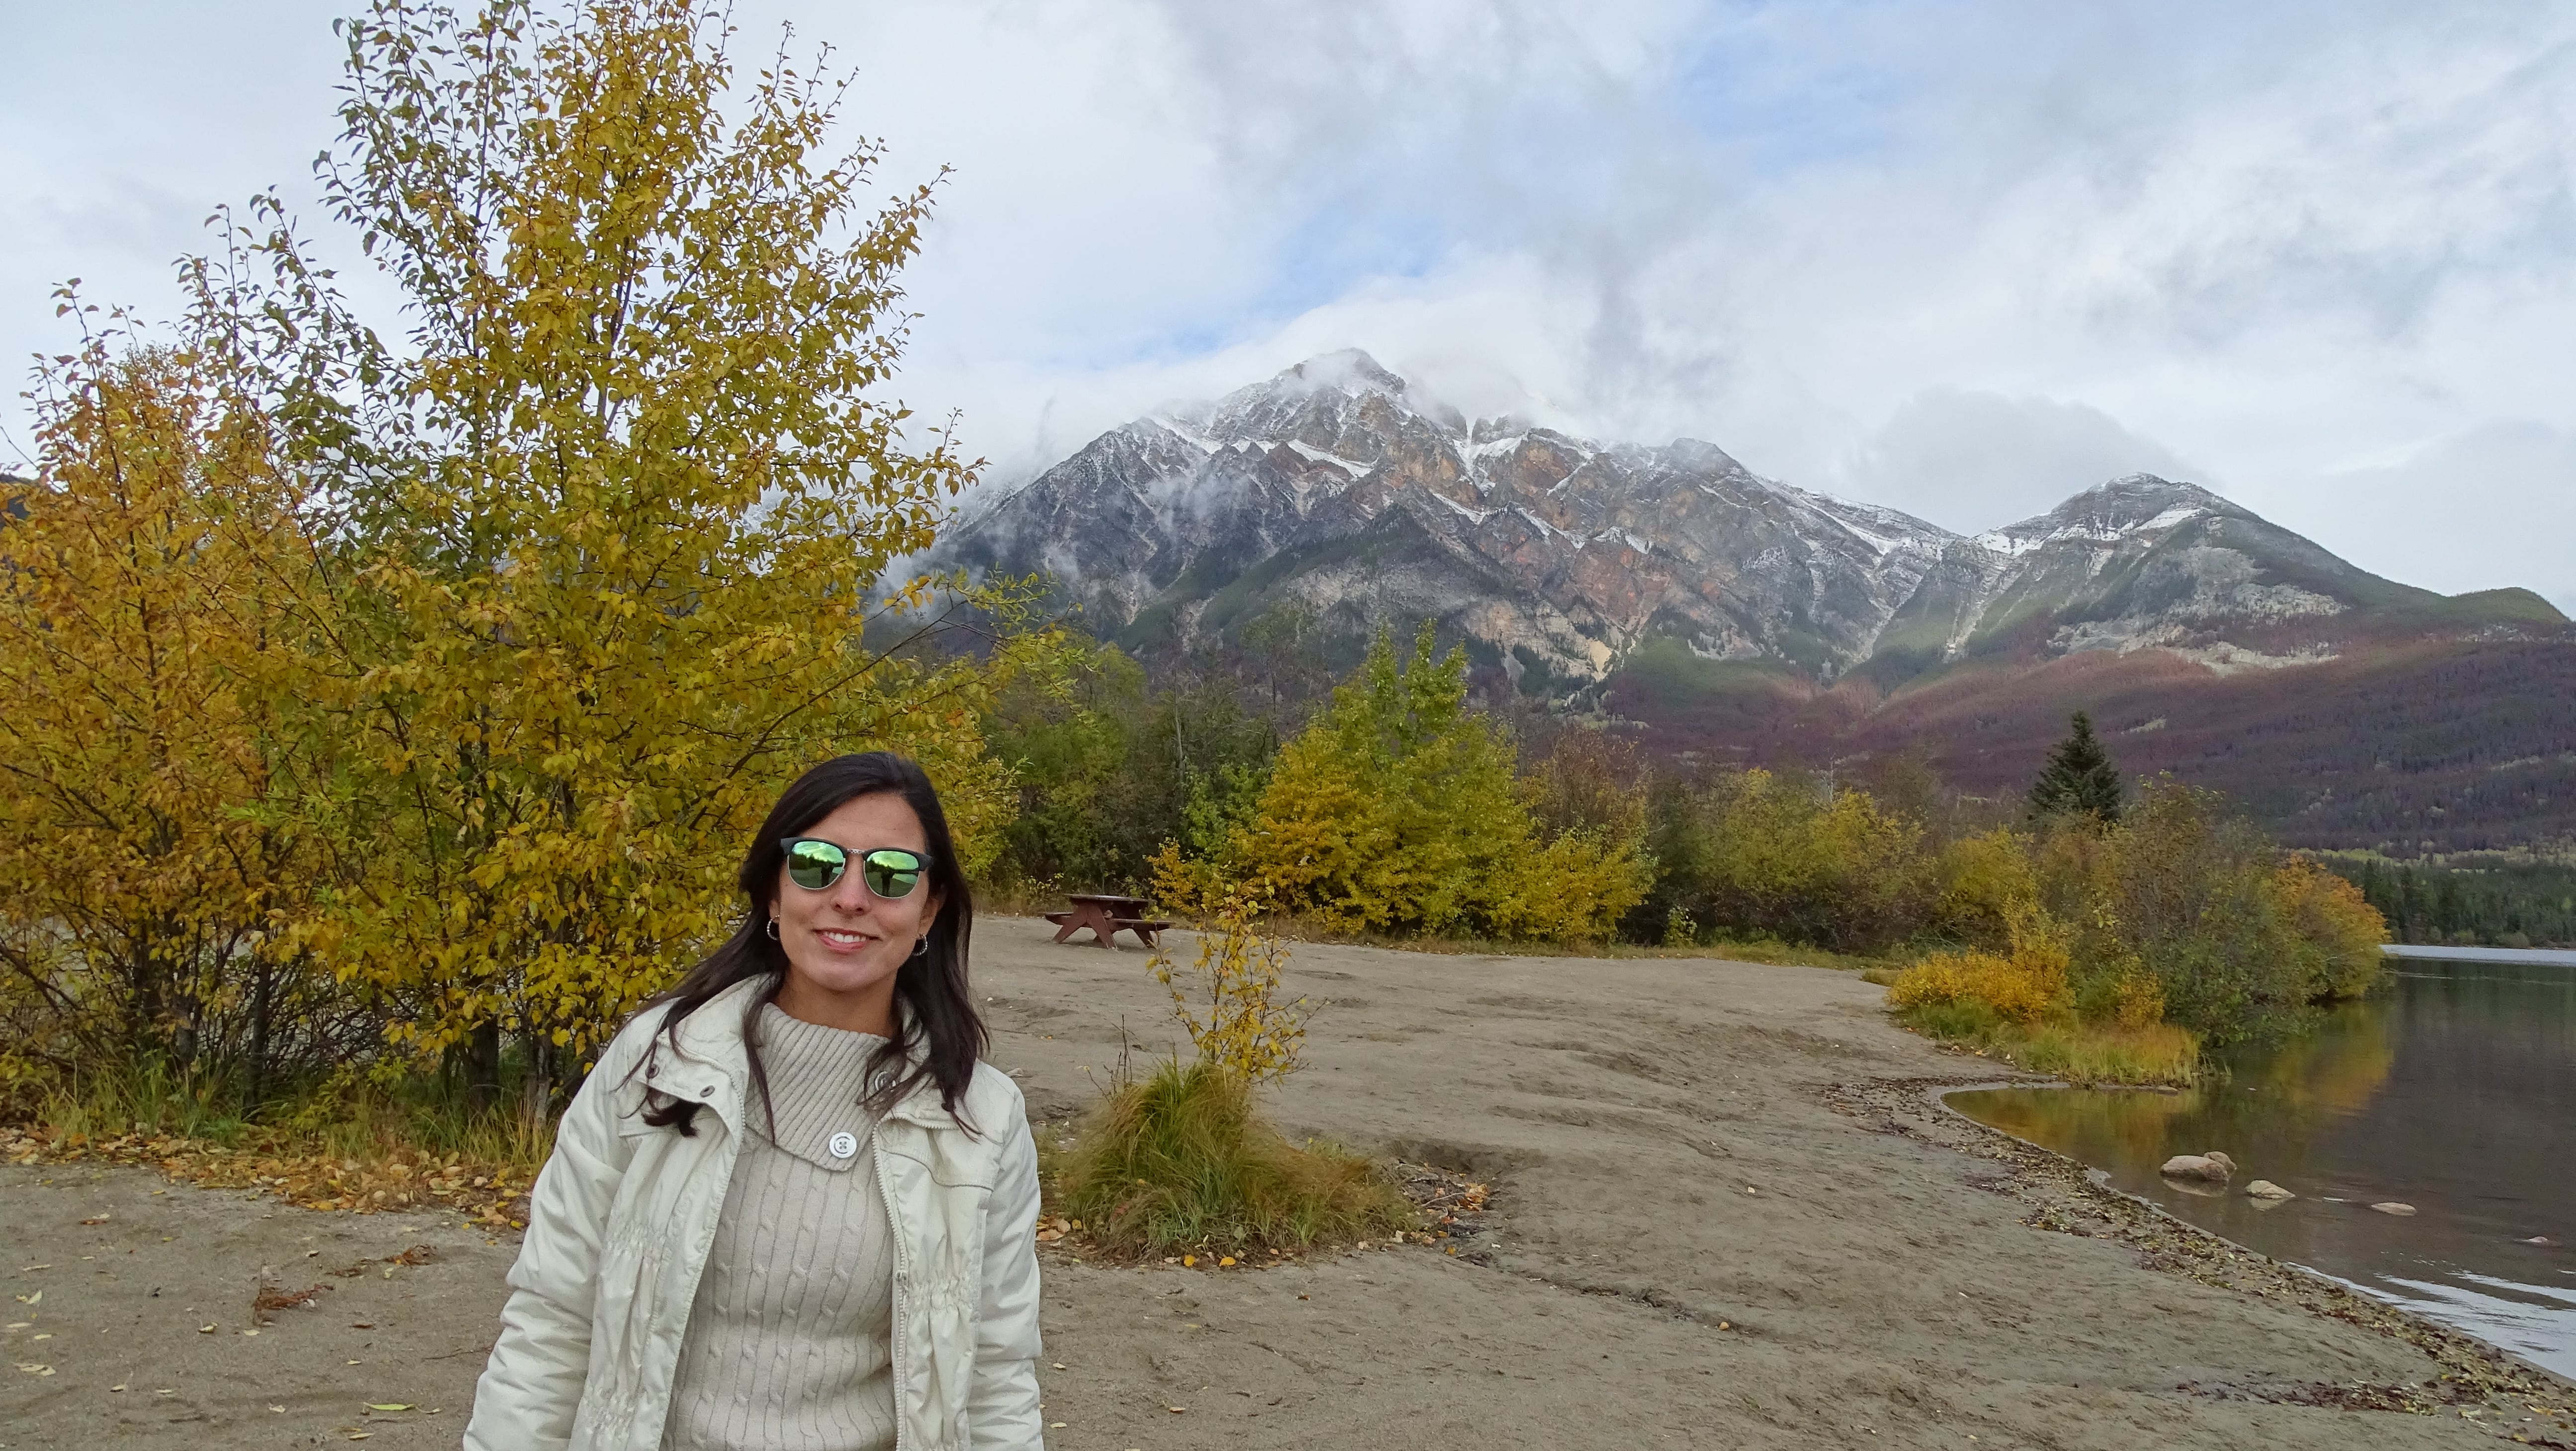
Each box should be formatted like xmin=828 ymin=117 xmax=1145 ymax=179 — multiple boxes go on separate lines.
xmin=1045 ymin=892 xmax=1172 ymax=949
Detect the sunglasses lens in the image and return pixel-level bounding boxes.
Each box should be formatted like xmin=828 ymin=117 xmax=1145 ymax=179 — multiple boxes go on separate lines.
xmin=862 ymin=849 xmax=924 ymax=899
xmin=786 ymin=839 xmax=847 ymax=890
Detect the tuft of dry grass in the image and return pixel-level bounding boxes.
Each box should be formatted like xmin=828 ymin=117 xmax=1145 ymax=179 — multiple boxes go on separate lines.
xmin=1052 ymin=1058 xmax=1409 ymax=1259
xmin=1895 ymin=998 xmax=2201 ymax=1086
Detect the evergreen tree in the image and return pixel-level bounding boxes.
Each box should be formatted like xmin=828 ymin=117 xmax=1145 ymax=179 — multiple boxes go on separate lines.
xmin=2028 ymin=711 xmax=2124 ymax=823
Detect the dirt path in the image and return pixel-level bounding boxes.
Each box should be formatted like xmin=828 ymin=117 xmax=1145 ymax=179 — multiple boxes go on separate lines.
xmin=0 ymin=1165 xmax=505 ymax=1446
xmin=6 ymin=916 xmax=2569 ymax=1449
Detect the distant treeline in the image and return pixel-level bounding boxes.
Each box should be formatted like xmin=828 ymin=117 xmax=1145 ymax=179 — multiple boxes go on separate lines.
xmin=988 ymin=626 xmax=2394 ymax=1046
xmin=2327 ymin=857 xmax=2576 ymax=950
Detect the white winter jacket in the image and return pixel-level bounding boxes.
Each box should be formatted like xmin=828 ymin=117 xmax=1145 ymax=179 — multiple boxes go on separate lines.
xmin=463 ymin=978 xmax=1045 ymax=1451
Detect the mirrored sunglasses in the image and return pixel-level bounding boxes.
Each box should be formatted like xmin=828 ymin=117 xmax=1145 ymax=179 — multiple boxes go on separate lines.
xmin=779 ymin=839 xmax=932 ymax=898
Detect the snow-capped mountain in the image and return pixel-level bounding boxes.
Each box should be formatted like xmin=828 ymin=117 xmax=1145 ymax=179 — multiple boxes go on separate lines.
xmin=938 ymin=351 xmax=2557 ymax=697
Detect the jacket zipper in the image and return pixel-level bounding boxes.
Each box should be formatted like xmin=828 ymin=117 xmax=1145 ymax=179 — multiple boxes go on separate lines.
xmin=874 ymin=1128 xmax=917 ymax=1451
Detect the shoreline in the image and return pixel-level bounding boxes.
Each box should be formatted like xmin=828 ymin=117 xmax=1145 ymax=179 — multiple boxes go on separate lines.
xmin=1923 ymin=1080 xmax=2570 ymax=1393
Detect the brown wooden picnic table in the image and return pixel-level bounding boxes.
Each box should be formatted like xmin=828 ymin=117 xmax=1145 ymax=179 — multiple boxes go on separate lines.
xmin=1045 ymin=892 xmax=1172 ymax=949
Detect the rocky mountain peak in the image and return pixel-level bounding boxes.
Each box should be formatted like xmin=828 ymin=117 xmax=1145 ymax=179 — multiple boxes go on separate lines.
xmin=938 ymin=354 xmax=2526 ymax=697
xmin=2017 ymin=473 xmax=2238 ymax=530
xmin=1173 ymin=349 xmax=1442 ymax=449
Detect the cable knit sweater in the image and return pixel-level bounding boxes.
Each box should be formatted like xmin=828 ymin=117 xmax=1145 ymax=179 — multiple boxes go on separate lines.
xmin=660 ymin=1004 xmax=898 ymax=1451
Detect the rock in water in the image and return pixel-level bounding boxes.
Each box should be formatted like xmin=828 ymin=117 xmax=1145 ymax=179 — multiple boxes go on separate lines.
xmin=2161 ymin=1155 xmax=2231 ymax=1182
xmin=2205 ymin=1151 xmax=2237 ymax=1175
xmin=2245 ymin=1180 xmax=2294 ymax=1200
xmin=2370 ymin=1202 xmax=2417 ymax=1216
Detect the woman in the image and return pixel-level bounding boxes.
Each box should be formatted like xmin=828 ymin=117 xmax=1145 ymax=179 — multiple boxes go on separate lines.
xmin=465 ymin=753 xmax=1044 ymax=1451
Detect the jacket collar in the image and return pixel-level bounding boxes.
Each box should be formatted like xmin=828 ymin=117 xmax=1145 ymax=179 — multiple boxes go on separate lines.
xmin=648 ymin=975 xmax=958 ymax=1134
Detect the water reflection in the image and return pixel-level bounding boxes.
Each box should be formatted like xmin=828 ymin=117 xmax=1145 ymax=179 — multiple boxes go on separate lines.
xmin=1948 ymin=960 xmax=2576 ymax=1378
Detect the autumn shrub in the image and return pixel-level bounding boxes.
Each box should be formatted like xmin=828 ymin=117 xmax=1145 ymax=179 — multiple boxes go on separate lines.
xmin=1148 ymin=893 xmax=1310 ymax=1083
xmin=1930 ymin=827 xmax=2040 ymax=951
xmin=0 ymin=345 xmax=366 ymax=1099
xmin=1893 ymin=973 xmax=2199 ymax=1086
xmin=1053 ymin=1059 xmax=1408 ymax=1257
xmin=1647 ymin=767 xmax=1934 ymax=952
xmin=1187 ymin=622 xmax=1649 ymax=943
xmin=1891 ymin=781 xmax=2391 ymax=1078
xmin=2269 ymin=857 xmax=2392 ymax=1001
xmin=2036 ymin=782 xmax=2388 ymax=1044
xmin=1888 ymin=909 xmax=2073 ymax=1025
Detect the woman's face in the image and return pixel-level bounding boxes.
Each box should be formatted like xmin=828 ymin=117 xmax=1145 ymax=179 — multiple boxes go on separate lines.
xmin=770 ymin=791 xmax=944 ymax=1032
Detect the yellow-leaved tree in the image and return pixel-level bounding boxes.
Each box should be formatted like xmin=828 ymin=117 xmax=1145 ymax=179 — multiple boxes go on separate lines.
xmin=0 ymin=327 xmax=352 ymax=1100
xmin=1162 ymin=621 xmax=1648 ymax=942
xmin=195 ymin=0 xmax=1058 ymax=1112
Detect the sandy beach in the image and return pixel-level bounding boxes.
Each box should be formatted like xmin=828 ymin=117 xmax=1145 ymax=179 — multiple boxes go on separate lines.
xmin=5 ymin=915 xmax=2569 ymax=1449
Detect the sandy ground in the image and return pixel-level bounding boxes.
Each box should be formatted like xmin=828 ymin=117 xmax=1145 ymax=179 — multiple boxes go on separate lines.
xmin=5 ymin=915 xmax=2571 ymax=1450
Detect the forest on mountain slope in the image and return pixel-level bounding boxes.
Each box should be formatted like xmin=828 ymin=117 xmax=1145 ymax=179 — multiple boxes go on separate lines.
xmin=1598 ymin=633 xmax=2576 ymax=857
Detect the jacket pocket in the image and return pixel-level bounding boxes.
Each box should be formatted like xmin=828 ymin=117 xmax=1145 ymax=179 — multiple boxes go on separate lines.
xmin=885 ymin=1133 xmax=1000 ymax=1192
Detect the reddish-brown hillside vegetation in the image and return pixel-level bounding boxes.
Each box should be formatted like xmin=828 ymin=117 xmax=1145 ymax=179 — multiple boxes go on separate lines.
xmin=1604 ymin=634 xmax=2576 ymax=855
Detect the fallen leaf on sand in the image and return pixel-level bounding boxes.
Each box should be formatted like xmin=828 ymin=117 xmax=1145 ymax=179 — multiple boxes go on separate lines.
xmin=13 ymin=1291 xmax=39 ymax=1305
xmin=80 ymin=1214 xmax=109 ymax=1225
xmin=367 ymin=1403 xmax=414 ymax=1412
xmin=199 ymin=1323 xmax=217 ymax=1333
xmin=255 ymin=1284 xmax=322 ymax=1323
xmin=348 ymin=1322 xmax=375 ymax=1329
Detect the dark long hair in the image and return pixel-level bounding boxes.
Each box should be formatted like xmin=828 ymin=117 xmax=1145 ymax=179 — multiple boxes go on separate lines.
xmin=635 ymin=752 xmax=985 ymax=1136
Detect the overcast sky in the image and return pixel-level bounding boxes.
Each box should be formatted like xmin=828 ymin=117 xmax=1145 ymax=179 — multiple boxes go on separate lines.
xmin=6 ymin=1 xmax=2573 ymax=608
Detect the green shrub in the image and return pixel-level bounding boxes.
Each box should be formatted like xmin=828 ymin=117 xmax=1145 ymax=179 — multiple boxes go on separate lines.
xmin=1646 ymin=767 xmax=1933 ymax=953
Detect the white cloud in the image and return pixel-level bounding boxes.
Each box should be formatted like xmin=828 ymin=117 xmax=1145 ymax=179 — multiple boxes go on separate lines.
xmin=1831 ymin=390 xmax=2207 ymax=533
xmin=2269 ymin=421 xmax=2576 ymax=613
xmin=4 ymin=0 xmax=2571 ymax=615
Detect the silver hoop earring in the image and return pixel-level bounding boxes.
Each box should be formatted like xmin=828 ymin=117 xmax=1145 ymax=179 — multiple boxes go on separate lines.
xmin=765 ymin=918 xmax=781 ymax=941
xmin=909 ymin=936 xmax=930 ymax=959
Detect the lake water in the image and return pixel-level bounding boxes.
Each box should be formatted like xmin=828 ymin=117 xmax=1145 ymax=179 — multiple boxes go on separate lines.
xmin=1946 ymin=955 xmax=2576 ymax=1379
